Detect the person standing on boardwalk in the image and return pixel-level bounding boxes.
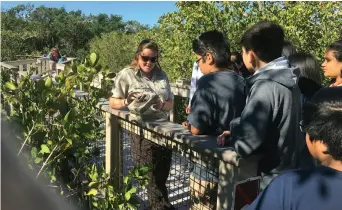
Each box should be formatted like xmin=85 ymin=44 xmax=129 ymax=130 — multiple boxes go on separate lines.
xmin=217 ymin=21 xmax=303 ymax=190
xmin=109 ymin=39 xmax=175 ymax=210
xmin=322 ymin=40 xmax=342 ymax=87
xmin=186 ymin=30 xmax=246 ymax=209
xmin=247 ymin=87 xmax=342 ymax=210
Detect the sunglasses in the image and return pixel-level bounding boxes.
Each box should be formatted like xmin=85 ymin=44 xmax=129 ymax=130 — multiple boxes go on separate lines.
xmin=140 ymin=55 xmax=157 ymax=63
xmin=196 ymin=57 xmax=203 ymax=64
xmin=139 ymin=39 xmax=151 ymax=45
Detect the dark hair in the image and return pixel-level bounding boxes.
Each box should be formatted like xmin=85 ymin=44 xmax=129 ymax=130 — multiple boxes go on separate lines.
xmin=230 ymin=51 xmax=252 ymax=78
xmin=282 ymin=40 xmax=297 ymax=57
xmin=192 ymin=30 xmax=231 ymax=69
xmin=288 ymin=52 xmax=322 ymax=85
xmin=231 ymin=52 xmax=243 ymax=64
xmin=302 ymin=87 xmax=342 ymax=161
xmin=240 ymin=20 xmax=284 ymax=62
xmin=327 ymin=40 xmax=342 ymax=62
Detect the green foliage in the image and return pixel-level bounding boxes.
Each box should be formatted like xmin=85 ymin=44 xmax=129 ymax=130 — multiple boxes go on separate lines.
xmin=87 ymin=2 xmax=341 ymax=83
xmin=1 ymin=4 xmax=150 ymax=61
xmin=1 ymin=52 xmax=150 ymax=210
xmin=89 ymin=31 xmax=137 ymax=73
xmin=155 ymin=1 xmax=342 ymax=82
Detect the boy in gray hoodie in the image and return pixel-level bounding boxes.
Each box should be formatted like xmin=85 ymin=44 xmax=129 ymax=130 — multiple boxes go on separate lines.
xmin=217 ymin=20 xmax=303 ymax=189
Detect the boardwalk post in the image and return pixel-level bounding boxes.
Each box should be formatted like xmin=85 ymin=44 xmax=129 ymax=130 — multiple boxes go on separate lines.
xmin=105 ymin=112 xmax=122 ymax=188
xmin=216 ymin=159 xmax=259 ymax=210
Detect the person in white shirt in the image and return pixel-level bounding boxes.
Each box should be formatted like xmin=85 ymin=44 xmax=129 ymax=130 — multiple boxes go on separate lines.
xmin=182 ymin=61 xmax=203 ymax=127
xmin=186 ymin=61 xmax=204 ymax=114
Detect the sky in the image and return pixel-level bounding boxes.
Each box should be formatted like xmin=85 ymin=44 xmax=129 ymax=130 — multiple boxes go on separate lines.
xmin=0 ymin=1 xmax=178 ymax=26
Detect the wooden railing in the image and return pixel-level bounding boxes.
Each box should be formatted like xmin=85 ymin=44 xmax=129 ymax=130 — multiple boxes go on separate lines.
xmin=1 ymin=57 xmax=77 ymax=82
xmin=2 ymin=58 xmax=260 ymax=210
xmin=97 ymin=98 xmax=259 ymax=209
xmin=1 ymin=58 xmax=49 ymax=82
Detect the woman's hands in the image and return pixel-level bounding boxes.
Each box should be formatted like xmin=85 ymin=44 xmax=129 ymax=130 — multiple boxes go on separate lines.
xmin=126 ymin=92 xmax=142 ymax=105
xmin=153 ymin=97 xmax=165 ymax=110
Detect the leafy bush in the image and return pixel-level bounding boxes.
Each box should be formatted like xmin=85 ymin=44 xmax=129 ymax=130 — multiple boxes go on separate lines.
xmin=156 ymin=1 xmax=342 ymax=83
xmin=1 ymin=53 xmax=150 ymax=210
xmin=1 ymin=4 xmax=150 ymax=61
xmin=89 ymin=32 xmax=136 ymax=73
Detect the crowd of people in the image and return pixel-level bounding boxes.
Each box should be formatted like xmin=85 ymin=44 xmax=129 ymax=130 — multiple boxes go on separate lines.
xmin=109 ymin=20 xmax=342 ymax=210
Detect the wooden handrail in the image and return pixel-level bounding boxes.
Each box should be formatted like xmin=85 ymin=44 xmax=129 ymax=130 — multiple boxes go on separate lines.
xmin=97 ymin=99 xmax=260 ymax=210
xmin=1 ymin=62 xmax=18 ymax=70
xmin=5 ymin=59 xmax=37 ymax=66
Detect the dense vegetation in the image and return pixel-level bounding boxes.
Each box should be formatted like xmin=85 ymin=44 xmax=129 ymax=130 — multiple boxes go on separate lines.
xmin=90 ymin=1 xmax=342 ymax=82
xmin=1 ymin=53 xmax=151 ymax=209
xmin=1 ymin=4 xmax=149 ymax=61
xmin=2 ymin=2 xmax=341 ymax=81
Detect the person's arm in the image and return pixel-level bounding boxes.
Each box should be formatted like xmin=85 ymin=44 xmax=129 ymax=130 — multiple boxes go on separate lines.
xmin=187 ymin=82 xmax=213 ymax=135
xmin=109 ymin=70 xmax=129 ymax=110
xmin=230 ymin=82 xmax=273 ymax=157
xmin=153 ymin=96 xmax=174 ymax=111
xmin=161 ymin=98 xmax=174 ymax=111
xmin=109 ymin=97 xmax=126 ymax=109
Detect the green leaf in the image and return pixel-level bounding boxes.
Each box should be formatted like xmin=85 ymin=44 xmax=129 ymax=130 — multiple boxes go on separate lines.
xmin=39 ymin=144 xmax=50 ymax=154
xmin=127 ymin=202 xmax=136 ymax=210
xmin=125 ymin=191 xmax=131 ymax=201
xmin=139 ymin=166 xmax=151 ymax=175
xmin=66 ymin=138 xmax=72 ymax=145
xmin=92 ymin=202 xmax=98 ymax=207
xmin=47 ymin=140 xmax=53 ymax=145
xmin=124 ymin=176 xmax=129 ymax=184
xmin=34 ymin=157 xmax=42 ymax=163
xmin=5 ymin=82 xmax=17 ymax=90
xmin=64 ymin=110 xmax=71 ymax=122
xmin=118 ymin=204 xmax=124 ymax=210
xmin=90 ymin=52 xmax=98 ymax=66
xmin=129 ymin=187 xmax=137 ymax=194
xmin=31 ymin=147 xmax=38 ymax=158
xmin=86 ymin=188 xmax=98 ymax=196
xmin=45 ymin=77 xmax=52 ymax=88
xmin=55 ymin=76 xmax=60 ymax=83
xmin=89 ymin=181 xmax=97 ymax=187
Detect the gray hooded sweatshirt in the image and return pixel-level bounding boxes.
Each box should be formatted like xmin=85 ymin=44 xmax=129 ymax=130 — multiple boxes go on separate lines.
xmin=230 ymin=57 xmax=303 ymax=175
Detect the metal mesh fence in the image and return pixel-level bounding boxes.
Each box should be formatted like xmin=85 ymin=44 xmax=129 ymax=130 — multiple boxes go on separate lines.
xmin=117 ymin=118 xmax=219 ymax=210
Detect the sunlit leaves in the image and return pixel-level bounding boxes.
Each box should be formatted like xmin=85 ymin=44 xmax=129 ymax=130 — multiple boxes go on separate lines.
xmin=39 ymin=144 xmax=50 ymax=154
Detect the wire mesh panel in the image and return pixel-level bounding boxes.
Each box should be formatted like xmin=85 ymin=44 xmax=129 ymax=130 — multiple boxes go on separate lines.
xmin=117 ymin=119 xmax=220 ymax=210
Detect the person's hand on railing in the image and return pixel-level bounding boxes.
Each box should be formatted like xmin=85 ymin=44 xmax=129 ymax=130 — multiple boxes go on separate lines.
xmin=217 ymin=130 xmax=231 ymax=146
xmin=185 ymin=106 xmax=191 ymax=114
xmin=181 ymin=120 xmax=189 ymax=127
